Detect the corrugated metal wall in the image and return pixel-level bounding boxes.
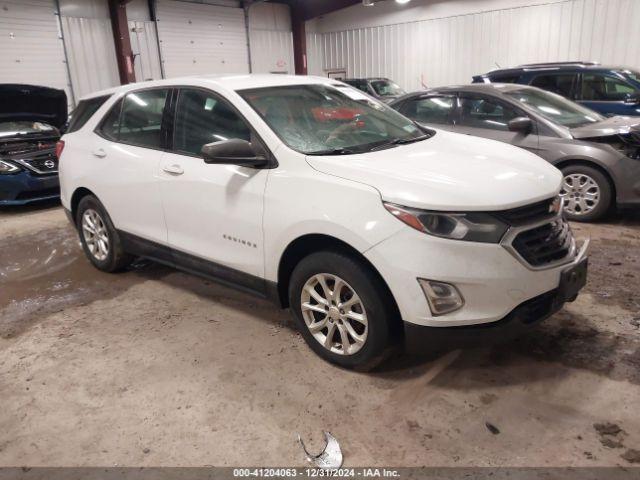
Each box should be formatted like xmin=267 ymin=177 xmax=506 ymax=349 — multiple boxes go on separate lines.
xmin=308 ymin=0 xmax=640 ymax=90
xmin=60 ymin=15 xmax=120 ymax=100
xmin=248 ymin=3 xmax=293 ymax=74
xmin=0 ymin=0 xmax=70 ymax=95
xmin=129 ymin=20 xmax=163 ymax=81
xmin=155 ymin=0 xmax=249 ymax=77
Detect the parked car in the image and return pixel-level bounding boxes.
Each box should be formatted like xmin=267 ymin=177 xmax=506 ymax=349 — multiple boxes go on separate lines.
xmin=59 ymin=75 xmax=588 ymax=368
xmin=390 ymin=83 xmax=640 ymax=221
xmin=472 ymin=62 xmax=640 ymax=117
xmin=343 ymin=77 xmax=406 ymax=103
xmin=0 ymin=84 xmax=67 ymax=205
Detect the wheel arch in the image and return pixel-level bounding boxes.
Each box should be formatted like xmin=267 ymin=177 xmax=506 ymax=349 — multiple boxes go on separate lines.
xmin=275 ymin=233 xmax=402 ymax=334
xmin=70 ymin=187 xmax=97 ymax=223
xmin=553 ymin=158 xmax=617 ymax=201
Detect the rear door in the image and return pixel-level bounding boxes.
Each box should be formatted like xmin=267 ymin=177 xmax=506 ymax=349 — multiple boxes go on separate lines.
xmin=529 ymin=73 xmax=579 ymax=101
xmin=396 ymin=94 xmax=457 ymax=131
xmin=92 ymin=88 xmax=170 ymax=245
xmin=159 ymin=87 xmax=269 ymax=285
xmin=453 ymin=93 xmax=540 ymax=153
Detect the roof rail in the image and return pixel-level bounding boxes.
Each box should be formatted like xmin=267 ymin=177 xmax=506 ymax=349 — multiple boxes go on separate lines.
xmin=518 ymin=61 xmax=600 ymax=68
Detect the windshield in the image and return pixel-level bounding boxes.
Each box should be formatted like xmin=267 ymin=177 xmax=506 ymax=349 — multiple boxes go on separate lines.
xmin=239 ymin=84 xmax=425 ymax=155
xmin=0 ymin=121 xmax=56 ymax=138
xmin=370 ymin=80 xmax=405 ymax=97
xmin=504 ymin=88 xmax=604 ymax=128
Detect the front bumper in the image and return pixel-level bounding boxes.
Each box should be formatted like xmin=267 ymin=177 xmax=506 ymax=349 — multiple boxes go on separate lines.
xmin=0 ymin=170 xmax=59 ymax=205
xmin=364 ymin=225 xmax=589 ymax=328
xmin=403 ymin=286 xmax=564 ymax=354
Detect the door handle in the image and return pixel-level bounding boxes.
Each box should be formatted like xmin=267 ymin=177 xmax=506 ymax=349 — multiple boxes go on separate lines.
xmin=163 ymin=164 xmax=184 ymax=175
xmin=92 ymin=148 xmax=107 ymax=158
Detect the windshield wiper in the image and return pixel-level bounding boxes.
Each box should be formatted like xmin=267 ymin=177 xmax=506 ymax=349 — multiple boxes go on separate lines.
xmin=367 ymin=134 xmax=431 ymax=152
xmin=307 ymin=147 xmax=356 ymax=156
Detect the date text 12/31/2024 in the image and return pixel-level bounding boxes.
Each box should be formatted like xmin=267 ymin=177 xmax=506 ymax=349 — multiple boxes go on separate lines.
xmin=233 ymin=468 xmax=401 ymax=478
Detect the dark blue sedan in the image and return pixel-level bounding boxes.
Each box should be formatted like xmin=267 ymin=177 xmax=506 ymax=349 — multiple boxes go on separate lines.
xmin=473 ymin=62 xmax=640 ymax=117
xmin=0 ymin=84 xmax=67 ymax=206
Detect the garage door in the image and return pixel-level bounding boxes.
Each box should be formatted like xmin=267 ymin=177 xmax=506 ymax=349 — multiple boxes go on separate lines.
xmin=155 ymin=0 xmax=249 ymax=78
xmin=0 ymin=0 xmax=70 ymax=98
xmin=59 ymin=15 xmax=120 ymax=102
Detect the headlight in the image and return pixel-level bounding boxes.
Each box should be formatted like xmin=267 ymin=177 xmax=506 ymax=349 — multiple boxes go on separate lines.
xmin=0 ymin=160 xmax=21 ymax=175
xmin=383 ymin=202 xmax=509 ymax=243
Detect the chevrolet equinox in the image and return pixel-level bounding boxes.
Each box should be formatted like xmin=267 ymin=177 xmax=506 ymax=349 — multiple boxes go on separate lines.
xmin=58 ymin=75 xmax=589 ymax=368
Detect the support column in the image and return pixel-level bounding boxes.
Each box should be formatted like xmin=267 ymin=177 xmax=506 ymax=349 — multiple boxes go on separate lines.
xmin=291 ymin=5 xmax=307 ymax=75
xmin=108 ymin=0 xmax=136 ymax=84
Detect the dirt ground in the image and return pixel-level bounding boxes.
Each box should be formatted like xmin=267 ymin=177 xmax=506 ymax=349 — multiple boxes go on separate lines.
xmin=1 ymin=201 xmax=639 ymax=467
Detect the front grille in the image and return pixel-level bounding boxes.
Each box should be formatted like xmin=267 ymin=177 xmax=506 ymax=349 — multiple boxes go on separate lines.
xmin=495 ymin=197 xmax=556 ymax=226
xmin=20 ymin=153 xmax=58 ymax=174
xmin=512 ymin=218 xmax=573 ymax=267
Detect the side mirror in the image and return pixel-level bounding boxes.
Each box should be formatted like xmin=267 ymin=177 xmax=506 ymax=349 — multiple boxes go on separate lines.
xmin=508 ymin=116 xmax=533 ymax=133
xmin=624 ymin=93 xmax=640 ymax=105
xmin=201 ymin=139 xmax=269 ymax=168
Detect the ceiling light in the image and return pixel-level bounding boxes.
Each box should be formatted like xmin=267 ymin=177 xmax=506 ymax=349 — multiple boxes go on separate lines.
xmin=396 ymin=0 xmax=411 ymax=3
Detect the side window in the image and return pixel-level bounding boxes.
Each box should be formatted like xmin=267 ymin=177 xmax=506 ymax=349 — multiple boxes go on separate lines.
xmin=458 ymin=96 xmax=519 ymax=131
xmin=66 ymin=95 xmax=111 ymax=133
xmin=98 ymin=98 xmax=123 ymax=140
xmin=97 ymin=90 xmax=169 ymax=147
xmin=346 ymin=80 xmax=368 ymax=94
xmin=173 ymin=88 xmax=251 ymax=156
xmin=401 ymin=96 xmax=454 ymax=125
xmin=530 ymin=74 xmax=577 ymax=98
xmin=119 ymin=89 xmax=169 ymax=148
xmin=489 ymin=74 xmax=521 ymax=84
xmin=582 ymin=74 xmax=635 ymax=101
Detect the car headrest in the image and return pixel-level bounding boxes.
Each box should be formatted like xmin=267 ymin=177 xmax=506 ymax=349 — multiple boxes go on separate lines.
xmin=124 ymin=108 xmax=150 ymax=130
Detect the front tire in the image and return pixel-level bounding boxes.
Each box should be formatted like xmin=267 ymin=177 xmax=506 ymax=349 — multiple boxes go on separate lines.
xmin=76 ymin=195 xmax=134 ymax=272
xmin=559 ymin=165 xmax=612 ymax=222
xmin=288 ymin=251 xmax=397 ymax=370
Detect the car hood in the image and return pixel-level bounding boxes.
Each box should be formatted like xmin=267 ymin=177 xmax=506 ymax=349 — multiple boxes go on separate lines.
xmin=0 ymin=84 xmax=67 ymax=129
xmin=570 ymin=116 xmax=640 ymax=139
xmin=305 ymin=130 xmax=562 ymax=211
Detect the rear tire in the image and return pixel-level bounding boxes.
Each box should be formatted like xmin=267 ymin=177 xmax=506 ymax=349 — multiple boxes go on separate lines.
xmin=288 ymin=250 xmax=397 ymax=370
xmin=559 ymin=165 xmax=612 ymax=222
xmin=76 ymin=195 xmax=134 ymax=272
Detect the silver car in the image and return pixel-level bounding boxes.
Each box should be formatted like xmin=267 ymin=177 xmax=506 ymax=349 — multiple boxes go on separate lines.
xmin=390 ymin=84 xmax=640 ymax=221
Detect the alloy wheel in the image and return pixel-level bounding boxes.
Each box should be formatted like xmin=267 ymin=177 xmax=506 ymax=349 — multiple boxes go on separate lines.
xmin=560 ymin=173 xmax=600 ymax=216
xmin=300 ymin=273 xmax=368 ymax=356
xmin=81 ymin=209 xmax=110 ymax=261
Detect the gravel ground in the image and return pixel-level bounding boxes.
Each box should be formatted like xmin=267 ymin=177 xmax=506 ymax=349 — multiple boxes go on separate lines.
xmin=0 ymin=201 xmax=639 ymax=467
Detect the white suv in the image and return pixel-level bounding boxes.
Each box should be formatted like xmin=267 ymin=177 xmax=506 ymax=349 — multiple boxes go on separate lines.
xmin=58 ymin=75 xmax=588 ymax=368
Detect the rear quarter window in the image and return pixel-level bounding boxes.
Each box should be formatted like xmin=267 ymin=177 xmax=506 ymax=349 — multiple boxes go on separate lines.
xmin=66 ymin=95 xmax=111 ymax=133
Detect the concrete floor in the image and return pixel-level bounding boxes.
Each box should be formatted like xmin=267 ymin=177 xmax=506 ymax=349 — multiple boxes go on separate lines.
xmin=1 ymin=201 xmax=639 ymax=467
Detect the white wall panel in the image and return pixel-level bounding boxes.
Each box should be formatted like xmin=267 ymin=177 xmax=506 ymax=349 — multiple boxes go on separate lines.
xmin=0 ymin=0 xmax=69 ymax=95
xmin=155 ymin=0 xmax=249 ymax=78
xmin=248 ymin=3 xmax=293 ymax=74
xmin=60 ymin=15 xmax=119 ymax=100
xmin=306 ymin=32 xmax=324 ymax=76
xmin=129 ymin=20 xmax=163 ymax=81
xmin=249 ymin=29 xmax=293 ymax=73
xmin=308 ymin=0 xmax=640 ymax=91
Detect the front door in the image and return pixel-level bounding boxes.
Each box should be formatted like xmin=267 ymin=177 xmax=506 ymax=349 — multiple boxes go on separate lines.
xmin=578 ymin=72 xmax=639 ymax=116
xmin=159 ymin=87 xmax=268 ymax=284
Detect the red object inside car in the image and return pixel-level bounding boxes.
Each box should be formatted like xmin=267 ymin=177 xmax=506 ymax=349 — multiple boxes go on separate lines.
xmin=311 ymin=107 xmax=364 ymax=122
